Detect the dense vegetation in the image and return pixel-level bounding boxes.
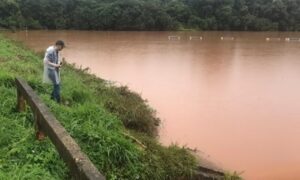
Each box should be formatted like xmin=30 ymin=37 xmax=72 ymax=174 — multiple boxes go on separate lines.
xmin=0 ymin=0 xmax=299 ymax=31
xmin=0 ymin=35 xmax=198 ymax=179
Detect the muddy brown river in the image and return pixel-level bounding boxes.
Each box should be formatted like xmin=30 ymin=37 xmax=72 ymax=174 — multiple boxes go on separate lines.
xmin=4 ymin=30 xmax=300 ymax=180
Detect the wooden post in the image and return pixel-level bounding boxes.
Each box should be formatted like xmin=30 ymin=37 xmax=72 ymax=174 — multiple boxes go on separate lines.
xmin=34 ymin=111 xmax=46 ymax=140
xmin=16 ymin=88 xmax=26 ymax=112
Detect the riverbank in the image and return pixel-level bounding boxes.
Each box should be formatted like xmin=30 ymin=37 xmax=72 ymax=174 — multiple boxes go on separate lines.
xmin=0 ymin=35 xmax=200 ymax=179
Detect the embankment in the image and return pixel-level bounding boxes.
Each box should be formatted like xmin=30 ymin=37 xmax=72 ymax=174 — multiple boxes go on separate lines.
xmin=0 ymin=35 xmax=234 ymax=179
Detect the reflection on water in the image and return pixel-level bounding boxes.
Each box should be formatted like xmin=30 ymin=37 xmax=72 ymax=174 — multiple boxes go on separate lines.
xmin=5 ymin=30 xmax=300 ymax=180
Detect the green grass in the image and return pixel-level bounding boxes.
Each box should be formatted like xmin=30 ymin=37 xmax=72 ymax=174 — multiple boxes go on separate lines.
xmin=0 ymin=35 xmax=198 ymax=179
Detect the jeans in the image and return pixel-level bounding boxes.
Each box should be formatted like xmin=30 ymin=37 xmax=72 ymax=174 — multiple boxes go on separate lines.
xmin=51 ymin=84 xmax=61 ymax=103
xmin=48 ymin=68 xmax=61 ymax=103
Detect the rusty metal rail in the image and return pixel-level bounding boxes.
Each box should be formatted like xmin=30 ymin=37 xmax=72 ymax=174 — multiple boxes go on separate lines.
xmin=15 ymin=77 xmax=105 ymax=180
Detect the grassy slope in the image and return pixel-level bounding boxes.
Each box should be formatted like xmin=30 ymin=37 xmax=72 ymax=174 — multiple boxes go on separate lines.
xmin=0 ymin=35 xmax=197 ymax=180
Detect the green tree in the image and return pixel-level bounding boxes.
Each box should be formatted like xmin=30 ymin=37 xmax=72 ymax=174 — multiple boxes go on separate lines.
xmin=0 ymin=0 xmax=299 ymax=31
xmin=0 ymin=0 xmax=23 ymax=29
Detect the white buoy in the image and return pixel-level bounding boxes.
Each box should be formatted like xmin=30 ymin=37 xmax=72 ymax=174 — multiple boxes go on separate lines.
xmin=220 ymin=37 xmax=234 ymax=41
xmin=266 ymin=37 xmax=281 ymax=41
xmin=285 ymin=37 xmax=300 ymax=42
xmin=168 ymin=36 xmax=180 ymax=41
xmin=189 ymin=36 xmax=203 ymax=40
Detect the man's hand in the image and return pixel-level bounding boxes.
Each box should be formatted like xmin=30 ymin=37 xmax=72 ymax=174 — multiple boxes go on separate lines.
xmin=59 ymin=57 xmax=65 ymax=68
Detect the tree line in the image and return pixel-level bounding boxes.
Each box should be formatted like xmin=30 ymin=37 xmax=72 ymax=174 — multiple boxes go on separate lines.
xmin=0 ymin=0 xmax=299 ymax=31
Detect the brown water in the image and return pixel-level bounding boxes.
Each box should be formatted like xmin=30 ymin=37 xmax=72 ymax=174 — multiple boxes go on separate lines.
xmin=4 ymin=30 xmax=300 ymax=180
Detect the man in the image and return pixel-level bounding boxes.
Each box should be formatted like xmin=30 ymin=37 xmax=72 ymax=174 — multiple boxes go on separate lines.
xmin=43 ymin=40 xmax=65 ymax=103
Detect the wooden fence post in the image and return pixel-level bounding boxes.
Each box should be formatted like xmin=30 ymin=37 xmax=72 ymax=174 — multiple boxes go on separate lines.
xmin=16 ymin=88 xmax=26 ymax=111
xmin=34 ymin=110 xmax=46 ymax=140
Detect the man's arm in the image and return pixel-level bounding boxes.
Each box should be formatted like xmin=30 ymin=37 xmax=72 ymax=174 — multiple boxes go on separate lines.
xmin=45 ymin=50 xmax=60 ymax=68
xmin=45 ymin=59 xmax=60 ymax=68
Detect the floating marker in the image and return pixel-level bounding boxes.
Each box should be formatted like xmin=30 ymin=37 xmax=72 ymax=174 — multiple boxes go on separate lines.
xmin=266 ymin=37 xmax=281 ymax=41
xmin=189 ymin=36 xmax=203 ymax=40
xmin=285 ymin=37 xmax=300 ymax=42
xmin=220 ymin=36 xmax=234 ymax=41
xmin=168 ymin=36 xmax=181 ymax=40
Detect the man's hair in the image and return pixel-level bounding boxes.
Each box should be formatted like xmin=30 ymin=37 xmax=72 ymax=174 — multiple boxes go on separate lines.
xmin=55 ymin=40 xmax=65 ymax=48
